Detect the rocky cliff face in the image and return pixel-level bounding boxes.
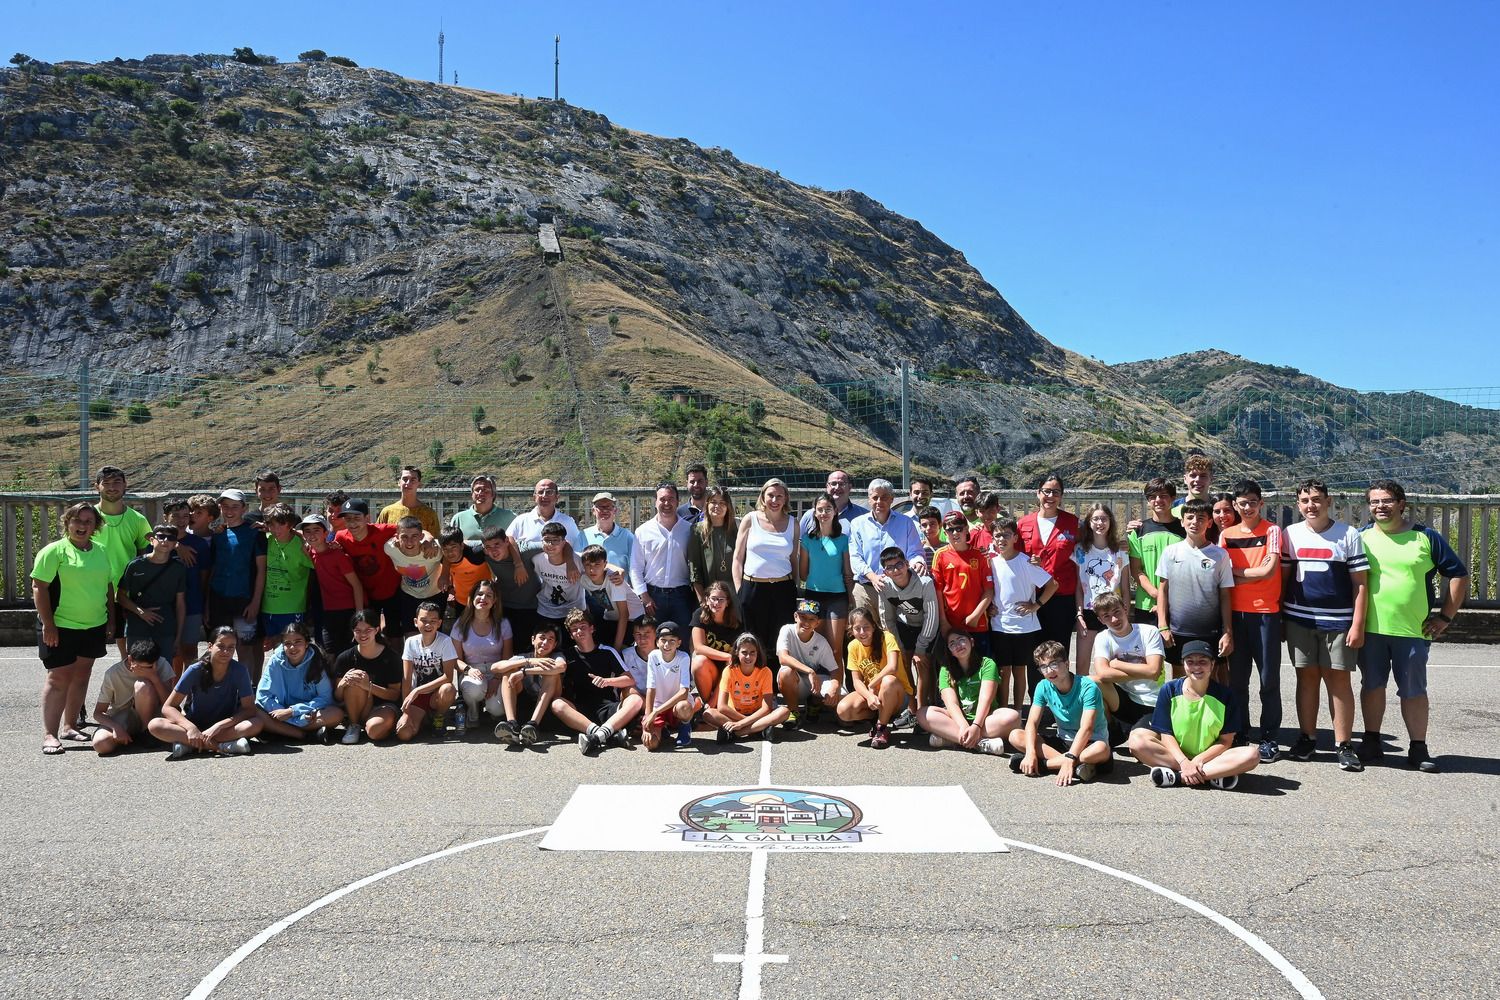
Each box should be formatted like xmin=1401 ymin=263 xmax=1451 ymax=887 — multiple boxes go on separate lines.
xmin=1 ymin=56 xmax=1491 ymax=491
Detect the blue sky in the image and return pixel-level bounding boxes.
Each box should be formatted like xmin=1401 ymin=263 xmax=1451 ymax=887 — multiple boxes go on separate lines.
xmin=9 ymin=1 xmax=1497 ymax=391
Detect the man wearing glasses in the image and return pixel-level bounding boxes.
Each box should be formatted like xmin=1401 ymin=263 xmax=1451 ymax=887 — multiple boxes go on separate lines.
xmin=1358 ymin=480 xmax=1468 ymax=772
xmin=508 ymin=478 xmax=585 ymax=552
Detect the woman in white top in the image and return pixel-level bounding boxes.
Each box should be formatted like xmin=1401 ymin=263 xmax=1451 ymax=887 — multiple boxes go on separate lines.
xmin=1072 ymin=503 xmax=1129 ymax=675
xmin=733 ymin=478 xmax=799 ymax=653
xmin=449 ymin=580 xmax=514 ymax=723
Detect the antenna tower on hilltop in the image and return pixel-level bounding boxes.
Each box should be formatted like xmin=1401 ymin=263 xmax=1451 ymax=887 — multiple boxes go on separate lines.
xmin=554 ymin=35 xmax=560 ymax=100
xmin=438 ymin=23 xmax=445 ymax=84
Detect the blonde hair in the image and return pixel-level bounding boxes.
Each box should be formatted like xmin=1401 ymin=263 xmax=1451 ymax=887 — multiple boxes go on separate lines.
xmin=756 ymin=478 xmax=788 ymax=513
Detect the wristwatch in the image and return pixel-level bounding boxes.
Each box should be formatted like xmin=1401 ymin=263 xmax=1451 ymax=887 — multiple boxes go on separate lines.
xmin=1063 ymin=751 xmax=1077 ymax=761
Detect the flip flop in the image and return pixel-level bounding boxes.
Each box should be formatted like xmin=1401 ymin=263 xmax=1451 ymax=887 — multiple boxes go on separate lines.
xmin=59 ymin=730 xmax=90 ymax=743
xmin=42 ymin=743 xmax=65 ymax=755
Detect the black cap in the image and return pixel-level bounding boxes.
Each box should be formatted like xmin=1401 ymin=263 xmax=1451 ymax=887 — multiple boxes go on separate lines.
xmin=1180 ymin=639 xmax=1215 ymax=660
xmin=339 ymin=498 xmax=371 ymax=516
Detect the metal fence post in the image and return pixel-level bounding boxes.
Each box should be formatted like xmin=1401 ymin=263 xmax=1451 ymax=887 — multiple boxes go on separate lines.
xmin=900 ymin=360 xmax=910 ymax=491
xmin=78 ymin=356 xmax=89 ymax=486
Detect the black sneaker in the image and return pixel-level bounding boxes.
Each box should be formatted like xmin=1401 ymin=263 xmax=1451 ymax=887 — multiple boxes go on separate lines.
xmin=1258 ymin=739 xmax=1281 ymax=764
xmin=1288 ymin=733 xmax=1317 ymax=761
xmin=716 ymin=727 xmax=732 ymax=745
xmin=1408 ymin=741 xmax=1438 ymax=773
xmin=805 ymin=699 xmax=822 ymax=723
xmin=494 ymin=720 xmax=519 ymax=744
xmin=1008 ymin=751 xmax=1024 ymax=774
xmin=763 ymin=726 xmax=778 ymax=744
xmin=1336 ymin=742 xmax=1363 ymax=772
xmin=518 ymin=722 xmax=539 ymax=746
xmin=1359 ymin=735 xmax=1384 ymax=764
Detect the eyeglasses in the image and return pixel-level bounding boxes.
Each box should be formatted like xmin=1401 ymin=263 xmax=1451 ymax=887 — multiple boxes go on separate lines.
xmin=1039 ymin=488 xmax=1062 ymax=496
xmin=1368 ymin=499 xmax=1399 ymax=508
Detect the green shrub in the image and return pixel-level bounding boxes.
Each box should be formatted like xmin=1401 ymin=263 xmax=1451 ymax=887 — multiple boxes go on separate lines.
xmin=212 ymin=108 xmax=243 ymax=129
xmin=88 ymin=398 xmax=114 ymax=420
xmin=89 ymin=287 xmax=110 ymax=309
xmin=126 ymin=402 xmax=151 ymax=423
xmin=36 ymin=122 xmax=59 ymax=139
xmin=168 ymin=98 xmax=197 ymax=119
xmin=328 ymin=55 xmax=358 ymax=68
xmin=408 ymin=187 xmax=436 ymax=210
xmin=299 ymin=49 xmax=327 ymax=62
xmin=21 ymin=413 xmax=39 ymax=426
xmin=150 ymin=281 xmax=170 ymax=298
xmin=181 ymin=271 xmax=205 ymax=294
xmin=231 ymin=47 xmax=274 ymax=66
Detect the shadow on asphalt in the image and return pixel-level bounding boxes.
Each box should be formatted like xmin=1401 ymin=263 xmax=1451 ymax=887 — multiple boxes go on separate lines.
xmin=1428 ymin=754 xmax=1500 ymax=776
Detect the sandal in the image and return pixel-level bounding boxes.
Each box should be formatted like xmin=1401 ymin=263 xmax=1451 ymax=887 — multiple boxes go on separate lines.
xmin=59 ymin=730 xmax=90 ymax=743
xmin=42 ymin=742 xmax=65 ymax=755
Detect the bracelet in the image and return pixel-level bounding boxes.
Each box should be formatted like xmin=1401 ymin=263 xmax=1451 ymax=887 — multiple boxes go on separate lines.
xmin=1436 ymin=611 xmax=1454 ymax=624
xmin=1063 ymin=751 xmax=1077 ymax=761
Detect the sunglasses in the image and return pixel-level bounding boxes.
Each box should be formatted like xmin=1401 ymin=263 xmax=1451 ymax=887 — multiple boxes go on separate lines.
xmin=153 ymin=532 xmax=179 ymax=541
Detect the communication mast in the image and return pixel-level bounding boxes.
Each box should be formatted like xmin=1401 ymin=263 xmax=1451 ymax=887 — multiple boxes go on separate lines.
xmin=554 ymin=35 xmax=559 ymax=100
xmin=438 ymin=24 xmax=445 ymax=84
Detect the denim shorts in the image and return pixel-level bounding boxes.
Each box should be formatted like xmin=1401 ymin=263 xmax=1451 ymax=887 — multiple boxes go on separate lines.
xmin=1359 ymin=632 xmax=1430 ymax=698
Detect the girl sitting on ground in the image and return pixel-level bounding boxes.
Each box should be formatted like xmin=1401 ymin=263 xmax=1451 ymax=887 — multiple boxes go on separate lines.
xmin=702 ymin=632 xmax=788 ymax=742
xmin=330 ymin=609 xmax=403 ymax=743
xmin=148 ymin=626 xmax=263 ymax=758
xmin=917 ymin=630 xmax=1021 ymax=753
xmin=255 ymin=621 xmax=344 ymax=740
xmin=838 ymin=607 xmax=912 ymax=750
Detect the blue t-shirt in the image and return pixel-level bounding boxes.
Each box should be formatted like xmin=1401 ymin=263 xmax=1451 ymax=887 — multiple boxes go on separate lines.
xmin=177 ymin=533 xmax=211 ymax=616
xmin=208 ymin=524 xmax=266 ymax=599
xmin=802 ymin=533 xmax=850 ymax=593
xmin=176 ymin=659 xmax=255 ymax=727
xmin=1034 ymin=674 xmax=1109 ymax=742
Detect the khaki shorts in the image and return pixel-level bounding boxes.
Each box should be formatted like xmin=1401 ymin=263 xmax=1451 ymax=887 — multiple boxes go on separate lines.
xmin=1285 ymin=619 xmax=1357 ymax=671
xmin=106 ymin=706 xmax=146 ymax=736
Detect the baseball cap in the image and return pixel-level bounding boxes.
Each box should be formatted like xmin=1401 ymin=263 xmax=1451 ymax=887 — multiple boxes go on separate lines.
xmin=1180 ymin=639 xmax=1215 ymax=660
xmin=339 ymin=498 xmax=371 ymax=516
xmin=655 ymin=621 xmax=681 ymax=639
xmin=218 ymin=488 xmax=248 ymax=504
xmin=298 ymin=513 xmax=332 ymax=532
xmin=795 ymin=598 xmax=823 ymax=618
xmin=592 ymin=491 xmax=617 ymax=505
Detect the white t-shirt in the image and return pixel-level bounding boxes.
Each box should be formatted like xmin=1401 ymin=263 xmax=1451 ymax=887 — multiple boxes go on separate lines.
xmin=531 ymin=552 xmax=586 ymax=619
xmin=1093 ymin=624 xmax=1167 ymax=706
xmin=583 ymin=572 xmax=646 ymax=621
xmin=775 ymin=623 xmax=838 ymax=675
xmin=1037 ymin=515 xmax=1057 ymax=546
xmin=403 ymin=632 xmax=458 ymax=687
xmin=989 ymin=553 xmax=1053 ymax=634
xmin=385 ymin=539 xmax=444 ymax=599
xmin=645 ymin=649 xmax=693 ymax=701
xmin=1077 ymin=545 xmax=1129 ymax=611
xmin=620 ymin=646 xmax=652 ymax=691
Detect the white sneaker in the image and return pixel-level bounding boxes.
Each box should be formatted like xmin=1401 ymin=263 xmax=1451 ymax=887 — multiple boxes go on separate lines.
xmin=1209 ymin=774 xmax=1239 ymax=791
xmin=168 ymin=742 xmax=192 ymax=760
xmin=218 ymin=737 xmax=251 ymax=756
xmin=975 ymin=738 xmax=1007 ymax=756
xmin=928 ymin=734 xmax=950 ymax=749
xmin=1150 ymin=766 xmax=1178 ymax=787
xmin=341 ymin=725 xmax=363 ymax=745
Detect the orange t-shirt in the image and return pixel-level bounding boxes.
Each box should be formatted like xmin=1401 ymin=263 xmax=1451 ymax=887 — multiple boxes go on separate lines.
xmin=719 ymin=665 xmax=774 ymax=714
xmin=448 ymin=556 xmax=494 ymax=607
xmin=1221 ymin=520 xmax=1282 ymax=613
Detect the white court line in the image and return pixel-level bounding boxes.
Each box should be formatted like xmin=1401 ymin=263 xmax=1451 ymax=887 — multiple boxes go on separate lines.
xmin=183 ymin=826 xmax=550 ymax=1000
xmin=713 ymin=736 xmax=788 ymax=1000
xmin=999 ymin=837 xmax=1324 ymax=1000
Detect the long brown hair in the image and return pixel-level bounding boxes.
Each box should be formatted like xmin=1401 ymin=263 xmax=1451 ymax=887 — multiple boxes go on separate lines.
xmin=454 ymin=578 xmax=503 ymax=640
xmin=697 ymin=485 xmax=738 ymax=545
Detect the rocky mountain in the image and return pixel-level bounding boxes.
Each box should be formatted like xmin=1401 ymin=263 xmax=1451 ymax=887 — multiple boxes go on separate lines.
xmin=0 ymin=54 xmax=1491 ymax=492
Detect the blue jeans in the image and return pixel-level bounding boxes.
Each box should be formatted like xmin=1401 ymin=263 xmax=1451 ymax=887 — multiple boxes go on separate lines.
xmin=647 ymin=584 xmax=697 ymax=633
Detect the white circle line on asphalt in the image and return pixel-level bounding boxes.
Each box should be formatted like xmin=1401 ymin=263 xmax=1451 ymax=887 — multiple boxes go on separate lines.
xmin=182 ymin=826 xmax=551 ymax=1000
xmin=998 ymin=837 xmax=1324 ymax=1000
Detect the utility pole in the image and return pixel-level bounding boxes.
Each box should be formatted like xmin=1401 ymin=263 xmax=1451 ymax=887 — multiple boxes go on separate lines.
xmin=78 ymin=355 xmax=90 ymax=487
xmin=438 ymin=24 xmax=445 ymax=84
xmin=554 ymin=35 xmax=559 ymax=100
xmin=453 ymin=71 xmax=458 ymax=86
xmin=899 ymin=360 xmax=910 ymax=491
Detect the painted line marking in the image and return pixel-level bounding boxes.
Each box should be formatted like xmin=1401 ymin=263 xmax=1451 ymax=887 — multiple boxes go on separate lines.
xmin=184 ymin=826 xmax=550 ymax=1000
xmin=999 ymin=837 xmax=1324 ymax=1000
xmin=714 ymin=736 xmax=788 ymax=1000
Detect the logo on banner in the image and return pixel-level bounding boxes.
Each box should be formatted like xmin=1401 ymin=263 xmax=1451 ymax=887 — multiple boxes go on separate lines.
xmin=668 ymin=787 xmax=877 ymax=845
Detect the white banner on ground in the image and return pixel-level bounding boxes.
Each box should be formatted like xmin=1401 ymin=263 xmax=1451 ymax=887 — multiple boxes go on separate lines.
xmin=538 ymin=784 xmax=1006 ymax=853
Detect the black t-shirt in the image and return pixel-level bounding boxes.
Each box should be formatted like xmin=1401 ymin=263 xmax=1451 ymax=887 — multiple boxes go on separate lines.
xmin=563 ymin=644 xmax=625 ymax=704
xmin=122 ymin=556 xmax=188 ymax=614
xmin=690 ymin=607 xmax=738 ymax=655
xmin=332 ymin=644 xmax=404 ymax=691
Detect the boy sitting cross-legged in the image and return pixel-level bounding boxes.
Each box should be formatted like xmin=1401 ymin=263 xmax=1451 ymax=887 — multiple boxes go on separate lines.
xmin=1007 ymin=640 xmax=1112 ymax=785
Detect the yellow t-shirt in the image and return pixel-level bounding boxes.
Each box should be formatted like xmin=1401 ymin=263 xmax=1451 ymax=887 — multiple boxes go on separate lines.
xmin=846 ymin=630 xmax=912 ymax=694
xmin=377 ymin=501 xmax=442 ymax=537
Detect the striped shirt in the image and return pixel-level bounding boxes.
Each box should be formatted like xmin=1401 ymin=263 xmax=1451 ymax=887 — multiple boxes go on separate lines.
xmin=1281 ymin=520 xmax=1367 ymax=631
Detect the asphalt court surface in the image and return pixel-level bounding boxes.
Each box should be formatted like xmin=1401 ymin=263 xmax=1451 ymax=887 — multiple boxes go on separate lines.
xmin=3 ymin=643 xmax=1498 ymax=999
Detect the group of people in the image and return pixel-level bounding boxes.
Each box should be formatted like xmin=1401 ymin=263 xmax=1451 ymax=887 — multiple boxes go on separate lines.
xmin=32 ymin=455 xmax=1469 ymax=784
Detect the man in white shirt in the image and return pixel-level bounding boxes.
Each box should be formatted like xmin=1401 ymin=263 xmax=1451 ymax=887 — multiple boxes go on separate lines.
xmin=895 ymin=477 xmax=957 ymax=521
xmin=635 ymin=483 xmax=696 ymax=629
xmin=849 ymin=479 xmax=927 ymax=614
xmin=507 ymin=478 xmax=585 ymax=553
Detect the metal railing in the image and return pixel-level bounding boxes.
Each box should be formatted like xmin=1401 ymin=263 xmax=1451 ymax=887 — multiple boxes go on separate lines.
xmin=4 ymin=488 xmax=1495 ymax=608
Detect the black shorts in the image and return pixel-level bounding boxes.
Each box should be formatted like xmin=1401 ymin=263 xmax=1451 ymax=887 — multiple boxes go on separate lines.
xmin=564 ymin=696 xmax=619 ymax=726
xmin=1079 ymin=608 xmax=1103 ymax=632
xmin=990 ymin=631 xmax=1041 ymax=667
xmin=38 ymin=621 xmax=108 ymax=668
xmin=206 ymin=590 xmax=263 ymax=638
xmin=894 ymin=621 xmax=939 ymax=657
xmin=1164 ymin=632 xmax=1220 ymax=667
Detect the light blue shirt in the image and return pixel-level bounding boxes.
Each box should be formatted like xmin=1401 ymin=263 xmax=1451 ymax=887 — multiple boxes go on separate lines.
xmin=849 ymin=512 xmax=925 ymax=581
xmin=255 ymin=646 xmax=334 ymax=728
